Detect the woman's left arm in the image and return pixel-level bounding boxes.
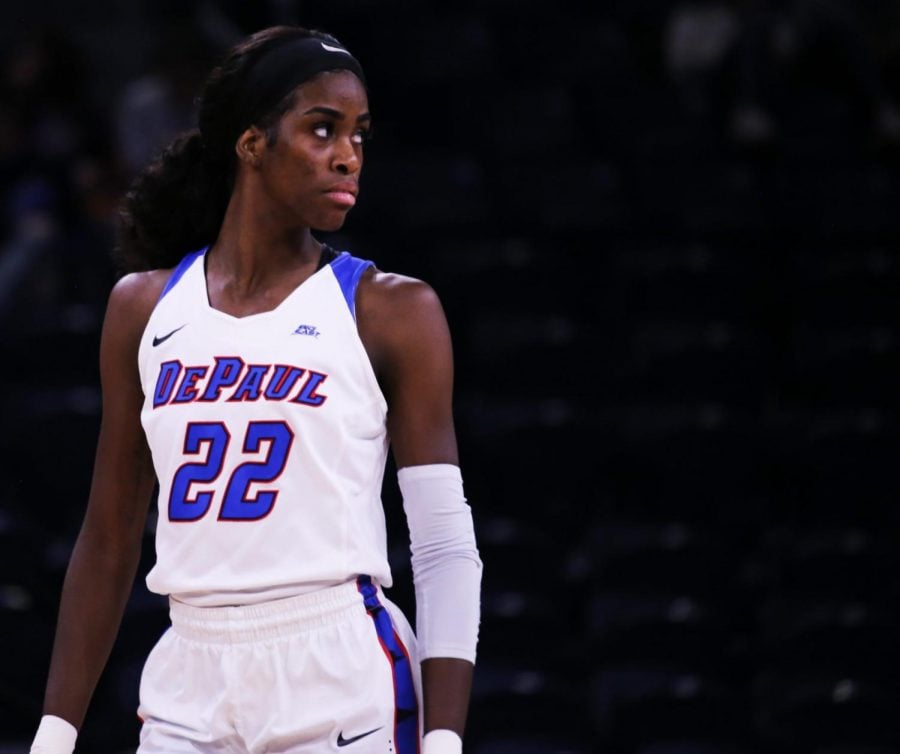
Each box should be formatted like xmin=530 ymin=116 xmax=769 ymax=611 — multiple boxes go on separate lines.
xmin=357 ymin=271 xmax=482 ymax=747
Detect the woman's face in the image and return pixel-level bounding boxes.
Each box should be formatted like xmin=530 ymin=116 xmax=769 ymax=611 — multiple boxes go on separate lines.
xmin=255 ymin=70 xmax=370 ymax=232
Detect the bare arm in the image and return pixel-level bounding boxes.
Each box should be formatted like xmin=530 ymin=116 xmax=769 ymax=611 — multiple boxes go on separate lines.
xmin=42 ymin=271 xmax=166 ymax=728
xmin=358 ymin=271 xmax=475 ymax=739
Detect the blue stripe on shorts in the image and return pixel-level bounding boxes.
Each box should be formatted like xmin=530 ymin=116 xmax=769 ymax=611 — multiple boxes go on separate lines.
xmin=356 ymin=575 xmax=420 ymax=754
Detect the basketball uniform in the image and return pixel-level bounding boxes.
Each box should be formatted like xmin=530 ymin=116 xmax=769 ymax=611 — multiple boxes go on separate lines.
xmin=135 ymin=246 xmax=421 ymax=753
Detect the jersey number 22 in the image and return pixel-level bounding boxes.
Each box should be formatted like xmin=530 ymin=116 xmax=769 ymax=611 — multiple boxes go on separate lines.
xmin=168 ymin=420 xmax=294 ymax=522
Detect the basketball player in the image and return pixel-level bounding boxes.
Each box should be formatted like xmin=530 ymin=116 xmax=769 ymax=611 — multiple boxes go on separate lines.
xmin=30 ymin=27 xmax=481 ymax=754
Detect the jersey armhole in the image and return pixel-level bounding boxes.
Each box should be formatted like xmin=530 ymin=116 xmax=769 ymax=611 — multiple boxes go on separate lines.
xmin=158 ymin=247 xmax=207 ymax=302
xmin=330 ymin=251 xmax=374 ymax=321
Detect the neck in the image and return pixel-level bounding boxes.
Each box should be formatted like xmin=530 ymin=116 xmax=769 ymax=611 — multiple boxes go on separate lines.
xmin=210 ymin=181 xmax=320 ymax=288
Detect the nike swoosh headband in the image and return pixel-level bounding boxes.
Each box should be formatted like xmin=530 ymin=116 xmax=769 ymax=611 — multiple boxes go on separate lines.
xmin=235 ymin=36 xmax=366 ymax=136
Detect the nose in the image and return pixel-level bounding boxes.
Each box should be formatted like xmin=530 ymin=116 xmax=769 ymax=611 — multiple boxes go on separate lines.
xmin=332 ymin=136 xmax=361 ymax=175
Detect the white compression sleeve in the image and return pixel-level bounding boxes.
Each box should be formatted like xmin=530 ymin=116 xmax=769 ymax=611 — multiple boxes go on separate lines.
xmin=423 ymin=729 xmax=463 ymax=753
xmin=398 ymin=464 xmax=482 ymax=663
xmin=30 ymin=715 xmax=77 ymax=754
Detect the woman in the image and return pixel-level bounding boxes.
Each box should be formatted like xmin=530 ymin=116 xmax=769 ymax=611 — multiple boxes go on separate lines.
xmin=31 ymin=26 xmax=481 ymax=754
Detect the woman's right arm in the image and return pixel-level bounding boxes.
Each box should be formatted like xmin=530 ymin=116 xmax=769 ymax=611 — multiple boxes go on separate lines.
xmin=37 ymin=271 xmax=166 ymax=739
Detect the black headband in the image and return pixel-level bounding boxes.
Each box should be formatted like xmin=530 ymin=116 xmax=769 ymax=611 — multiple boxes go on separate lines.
xmin=235 ymin=36 xmax=366 ymax=136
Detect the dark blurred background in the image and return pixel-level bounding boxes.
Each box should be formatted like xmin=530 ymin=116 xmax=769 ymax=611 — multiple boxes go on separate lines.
xmin=2 ymin=1 xmax=900 ymax=752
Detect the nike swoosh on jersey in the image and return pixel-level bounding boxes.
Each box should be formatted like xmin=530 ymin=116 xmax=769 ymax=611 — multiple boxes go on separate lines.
xmin=152 ymin=324 xmax=187 ymax=347
xmin=336 ymin=726 xmax=383 ymax=747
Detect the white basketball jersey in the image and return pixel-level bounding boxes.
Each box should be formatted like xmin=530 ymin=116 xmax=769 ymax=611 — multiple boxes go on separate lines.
xmin=137 ymin=247 xmax=392 ymax=607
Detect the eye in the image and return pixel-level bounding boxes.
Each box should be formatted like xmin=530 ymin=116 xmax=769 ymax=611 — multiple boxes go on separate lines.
xmin=352 ymin=127 xmax=373 ymax=145
xmin=313 ymin=122 xmax=333 ymax=139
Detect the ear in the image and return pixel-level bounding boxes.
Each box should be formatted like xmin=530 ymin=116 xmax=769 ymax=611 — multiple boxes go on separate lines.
xmin=234 ymin=126 xmax=266 ymax=168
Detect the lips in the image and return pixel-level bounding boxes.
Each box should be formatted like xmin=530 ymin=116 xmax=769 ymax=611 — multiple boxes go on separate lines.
xmin=324 ymin=182 xmax=358 ymax=208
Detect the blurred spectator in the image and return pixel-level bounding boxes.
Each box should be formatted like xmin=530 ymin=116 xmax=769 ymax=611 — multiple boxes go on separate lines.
xmin=664 ymin=0 xmax=900 ymax=145
xmin=114 ymin=23 xmax=214 ymax=176
xmin=665 ymin=0 xmax=741 ymax=118
xmin=0 ymin=25 xmax=115 ymax=327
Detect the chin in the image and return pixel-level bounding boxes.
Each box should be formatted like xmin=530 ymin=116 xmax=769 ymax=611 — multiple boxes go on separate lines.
xmin=313 ymin=214 xmax=350 ymax=233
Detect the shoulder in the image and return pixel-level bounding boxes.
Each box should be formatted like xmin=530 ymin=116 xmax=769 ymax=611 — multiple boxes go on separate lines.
xmin=102 ymin=268 xmax=173 ymax=355
xmin=357 ymin=268 xmax=445 ymax=327
xmin=356 ymin=268 xmax=452 ymax=380
xmin=107 ymin=269 xmax=170 ymax=325
xmin=109 ymin=247 xmax=205 ymax=324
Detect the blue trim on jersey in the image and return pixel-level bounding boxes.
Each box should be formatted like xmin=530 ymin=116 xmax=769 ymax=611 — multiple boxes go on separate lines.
xmin=357 ymin=575 xmax=420 ymax=754
xmin=159 ymin=247 xmax=207 ymax=302
xmin=330 ymin=252 xmax=374 ymax=320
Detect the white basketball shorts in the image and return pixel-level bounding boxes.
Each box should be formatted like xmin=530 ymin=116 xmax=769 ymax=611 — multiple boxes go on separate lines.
xmin=137 ymin=577 xmax=422 ymax=753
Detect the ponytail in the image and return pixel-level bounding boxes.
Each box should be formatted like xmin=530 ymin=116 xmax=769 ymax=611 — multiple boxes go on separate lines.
xmin=115 ymin=129 xmax=230 ymax=273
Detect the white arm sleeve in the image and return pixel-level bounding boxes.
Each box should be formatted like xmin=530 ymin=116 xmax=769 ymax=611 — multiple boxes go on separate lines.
xmin=398 ymin=464 xmax=482 ymax=663
xmin=30 ymin=715 xmax=77 ymax=754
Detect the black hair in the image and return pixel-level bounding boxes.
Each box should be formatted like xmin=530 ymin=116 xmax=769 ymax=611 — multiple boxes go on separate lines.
xmin=115 ymin=26 xmax=349 ymax=273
